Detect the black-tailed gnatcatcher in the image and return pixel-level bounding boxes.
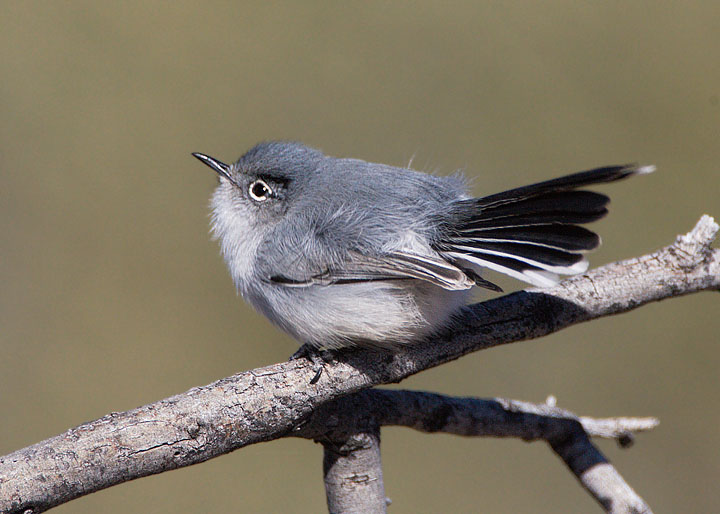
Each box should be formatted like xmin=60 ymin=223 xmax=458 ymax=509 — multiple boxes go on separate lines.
xmin=193 ymin=142 xmax=653 ymax=349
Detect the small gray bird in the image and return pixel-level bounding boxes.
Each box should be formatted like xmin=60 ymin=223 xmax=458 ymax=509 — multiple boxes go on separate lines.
xmin=193 ymin=142 xmax=652 ymax=350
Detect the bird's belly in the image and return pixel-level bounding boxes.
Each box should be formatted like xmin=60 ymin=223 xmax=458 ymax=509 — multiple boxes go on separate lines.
xmin=245 ymin=280 xmax=471 ymax=349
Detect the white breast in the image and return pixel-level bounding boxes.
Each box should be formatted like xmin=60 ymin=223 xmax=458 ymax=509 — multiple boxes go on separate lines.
xmin=210 ymin=184 xmax=265 ymax=289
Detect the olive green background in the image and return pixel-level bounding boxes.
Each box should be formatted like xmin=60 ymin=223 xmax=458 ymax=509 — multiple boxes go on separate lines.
xmin=1 ymin=2 xmax=718 ymax=512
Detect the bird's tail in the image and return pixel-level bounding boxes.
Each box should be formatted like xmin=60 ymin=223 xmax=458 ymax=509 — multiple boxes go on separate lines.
xmin=441 ymin=164 xmax=655 ymax=288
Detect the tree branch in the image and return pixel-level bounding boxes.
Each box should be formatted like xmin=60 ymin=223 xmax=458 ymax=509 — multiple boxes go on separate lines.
xmin=1 ymin=216 xmax=717 ymax=513
xmin=298 ymin=390 xmax=657 ymax=514
xmin=297 ymin=390 xmax=659 ymax=442
xmin=322 ymin=427 xmax=386 ymax=514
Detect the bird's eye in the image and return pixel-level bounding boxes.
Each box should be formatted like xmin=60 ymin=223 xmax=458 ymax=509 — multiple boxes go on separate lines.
xmin=248 ymin=179 xmax=273 ymax=202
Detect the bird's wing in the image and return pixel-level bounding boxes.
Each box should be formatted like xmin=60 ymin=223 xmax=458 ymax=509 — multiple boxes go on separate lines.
xmin=268 ymin=249 xmax=476 ymax=291
xmin=436 ymin=164 xmax=654 ymax=288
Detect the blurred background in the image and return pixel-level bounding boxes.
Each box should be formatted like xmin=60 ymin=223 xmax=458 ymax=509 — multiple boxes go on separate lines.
xmin=1 ymin=2 xmax=718 ymax=512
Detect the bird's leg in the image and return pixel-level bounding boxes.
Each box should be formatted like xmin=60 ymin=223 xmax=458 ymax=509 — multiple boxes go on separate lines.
xmin=290 ymin=343 xmax=335 ymax=384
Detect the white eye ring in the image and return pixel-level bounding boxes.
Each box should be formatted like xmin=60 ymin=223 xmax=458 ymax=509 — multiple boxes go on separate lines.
xmin=248 ymin=179 xmax=272 ymax=202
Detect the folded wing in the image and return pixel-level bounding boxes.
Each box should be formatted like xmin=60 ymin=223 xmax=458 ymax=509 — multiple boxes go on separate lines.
xmin=269 ymin=250 xmax=475 ymax=291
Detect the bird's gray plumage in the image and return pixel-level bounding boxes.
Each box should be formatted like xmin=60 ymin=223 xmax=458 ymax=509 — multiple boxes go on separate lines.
xmin=195 ymin=141 xmax=652 ymax=349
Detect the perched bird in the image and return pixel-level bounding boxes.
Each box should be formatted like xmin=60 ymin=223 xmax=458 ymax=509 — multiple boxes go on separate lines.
xmin=193 ymin=142 xmax=652 ymax=349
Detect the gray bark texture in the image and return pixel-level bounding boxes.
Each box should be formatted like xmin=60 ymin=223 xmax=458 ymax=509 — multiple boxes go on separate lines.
xmin=322 ymin=428 xmax=386 ymax=514
xmin=0 ymin=215 xmax=718 ymax=514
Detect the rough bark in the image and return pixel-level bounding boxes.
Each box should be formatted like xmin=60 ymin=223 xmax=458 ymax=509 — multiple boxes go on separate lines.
xmin=0 ymin=215 xmax=717 ymax=513
xmin=322 ymin=428 xmax=386 ymax=514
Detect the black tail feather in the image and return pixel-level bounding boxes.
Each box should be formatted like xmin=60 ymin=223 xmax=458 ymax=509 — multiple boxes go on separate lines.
xmin=438 ymin=164 xmax=653 ymax=287
xmin=472 ymin=164 xmax=646 ymax=209
xmin=453 ymin=225 xmax=600 ymax=252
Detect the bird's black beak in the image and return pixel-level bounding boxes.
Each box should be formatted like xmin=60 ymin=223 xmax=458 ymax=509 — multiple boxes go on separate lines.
xmin=192 ymin=152 xmax=237 ymax=186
